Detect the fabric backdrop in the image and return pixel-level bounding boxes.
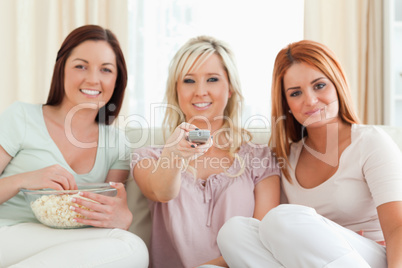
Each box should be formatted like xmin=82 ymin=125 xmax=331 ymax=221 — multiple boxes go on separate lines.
xmin=304 ymin=0 xmax=383 ymax=124
xmin=0 ymin=0 xmax=129 ymax=116
xmin=0 ymin=0 xmax=384 ymax=124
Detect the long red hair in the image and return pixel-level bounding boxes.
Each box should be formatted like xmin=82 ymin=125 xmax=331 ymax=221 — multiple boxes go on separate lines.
xmin=269 ymin=40 xmax=360 ymax=182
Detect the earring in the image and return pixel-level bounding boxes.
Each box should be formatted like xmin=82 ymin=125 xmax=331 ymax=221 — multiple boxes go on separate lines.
xmin=288 ymin=109 xmax=292 ymax=114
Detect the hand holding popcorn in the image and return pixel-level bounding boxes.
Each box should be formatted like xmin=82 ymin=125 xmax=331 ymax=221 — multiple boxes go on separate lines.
xmin=70 ymin=182 xmax=132 ymax=230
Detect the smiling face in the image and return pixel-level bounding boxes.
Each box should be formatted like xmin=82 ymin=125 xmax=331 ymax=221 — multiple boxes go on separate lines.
xmin=177 ymin=53 xmax=232 ymax=126
xmin=283 ymin=62 xmax=340 ymax=128
xmin=62 ymin=40 xmax=117 ymax=109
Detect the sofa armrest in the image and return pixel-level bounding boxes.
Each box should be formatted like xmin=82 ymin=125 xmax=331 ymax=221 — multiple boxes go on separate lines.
xmin=126 ymin=176 xmax=152 ymax=249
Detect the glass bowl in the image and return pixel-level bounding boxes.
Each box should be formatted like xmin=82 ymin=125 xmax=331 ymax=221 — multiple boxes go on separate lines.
xmin=21 ymin=183 xmax=117 ymax=229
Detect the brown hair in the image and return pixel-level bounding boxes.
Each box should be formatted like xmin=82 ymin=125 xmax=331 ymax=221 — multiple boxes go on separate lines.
xmin=46 ymin=24 xmax=127 ymax=125
xmin=269 ymin=40 xmax=360 ymax=181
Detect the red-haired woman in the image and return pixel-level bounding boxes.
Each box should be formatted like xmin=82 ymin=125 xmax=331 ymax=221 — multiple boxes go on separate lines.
xmin=218 ymin=40 xmax=402 ymax=268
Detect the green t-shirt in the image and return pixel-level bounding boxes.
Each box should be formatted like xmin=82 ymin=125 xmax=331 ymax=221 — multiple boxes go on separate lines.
xmin=0 ymin=101 xmax=130 ymax=226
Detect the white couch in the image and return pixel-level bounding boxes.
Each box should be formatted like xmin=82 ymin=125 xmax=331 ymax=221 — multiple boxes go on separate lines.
xmin=125 ymin=125 xmax=402 ymax=249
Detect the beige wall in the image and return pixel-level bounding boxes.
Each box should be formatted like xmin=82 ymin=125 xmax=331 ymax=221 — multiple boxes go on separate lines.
xmin=0 ymin=0 xmax=128 ymax=114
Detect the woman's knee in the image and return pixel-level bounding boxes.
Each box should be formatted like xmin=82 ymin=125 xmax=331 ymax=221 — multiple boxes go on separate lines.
xmin=109 ymin=228 xmax=149 ymax=266
xmin=260 ymin=204 xmax=317 ymax=239
xmin=218 ymin=216 xmax=260 ymax=251
xmin=129 ymin=235 xmax=149 ymax=267
xmin=218 ymin=216 xmax=245 ymax=247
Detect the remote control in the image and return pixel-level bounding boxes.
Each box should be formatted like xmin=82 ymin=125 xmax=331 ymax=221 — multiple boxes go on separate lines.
xmin=187 ymin=129 xmax=210 ymax=144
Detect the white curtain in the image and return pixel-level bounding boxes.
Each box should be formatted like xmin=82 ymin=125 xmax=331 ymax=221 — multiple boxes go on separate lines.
xmin=126 ymin=1 xmax=194 ymax=128
xmin=304 ymin=0 xmax=383 ymax=124
xmin=1 ymin=0 xmax=305 ymax=126
xmin=0 ymin=0 xmax=129 ymax=115
xmin=126 ymin=0 xmax=304 ymax=128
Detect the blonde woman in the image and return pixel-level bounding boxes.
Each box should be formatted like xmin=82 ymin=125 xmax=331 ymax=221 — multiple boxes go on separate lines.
xmin=217 ymin=40 xmax=402 ymax=267
xmin=132 ymin=36 xmax=280 ymax=268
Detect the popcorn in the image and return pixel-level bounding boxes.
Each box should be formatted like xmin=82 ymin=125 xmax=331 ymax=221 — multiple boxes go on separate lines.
xmin=30 ymin=194 xmax=96 ymax=228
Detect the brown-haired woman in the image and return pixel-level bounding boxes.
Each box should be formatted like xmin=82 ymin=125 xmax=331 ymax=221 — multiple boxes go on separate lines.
xmin=0 ymin=25 xmax=148 ymax=267
xmin=217 ymin=40 xmax=402 ymax=267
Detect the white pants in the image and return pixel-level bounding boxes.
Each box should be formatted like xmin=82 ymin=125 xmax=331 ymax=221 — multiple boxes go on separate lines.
xmin=0 ymin=223 xmax=149 ymax=268
xmin=217 ymin=204 xmax=387 ymax=268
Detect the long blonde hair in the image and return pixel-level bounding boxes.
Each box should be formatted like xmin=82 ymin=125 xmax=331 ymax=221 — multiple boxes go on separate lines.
xmin=162 ymin=36 xmax=251 ymax=154
xmin=269 ymin=40 xmax=360 ymax=182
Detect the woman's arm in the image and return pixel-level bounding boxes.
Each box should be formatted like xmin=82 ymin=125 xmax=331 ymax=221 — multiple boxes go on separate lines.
xmin=253 ymin=175 xmax=281 ymax=220
xmin=377 ymin=201 xmax=402 ymax=268
xmin=73 ymin=123 xmax=208 ymax=228
xmin=0 ymin=145 xmax=76 ymax=204
xmin=105 ymin=169 xmax=129 ymax=184
xmin=133 ymin=156 xmax=183 ymax=202
xmin=0 ymin=145 xmax=16 ymax=204
xmin=133 ymin=123 xmax=211 ymax=202
xmin=362 ymin=127 xmax=402 ymax=267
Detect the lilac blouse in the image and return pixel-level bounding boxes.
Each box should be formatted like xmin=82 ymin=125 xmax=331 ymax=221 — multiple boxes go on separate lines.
xmin=131 ymin=143 xmax=280 ymax=268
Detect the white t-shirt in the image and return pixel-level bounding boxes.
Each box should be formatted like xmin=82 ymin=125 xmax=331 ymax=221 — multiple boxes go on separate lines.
xmin=0 ymin=102 xmax=130 ymax=227
xmin=282 ymin=124 xmax=402 ymax=241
